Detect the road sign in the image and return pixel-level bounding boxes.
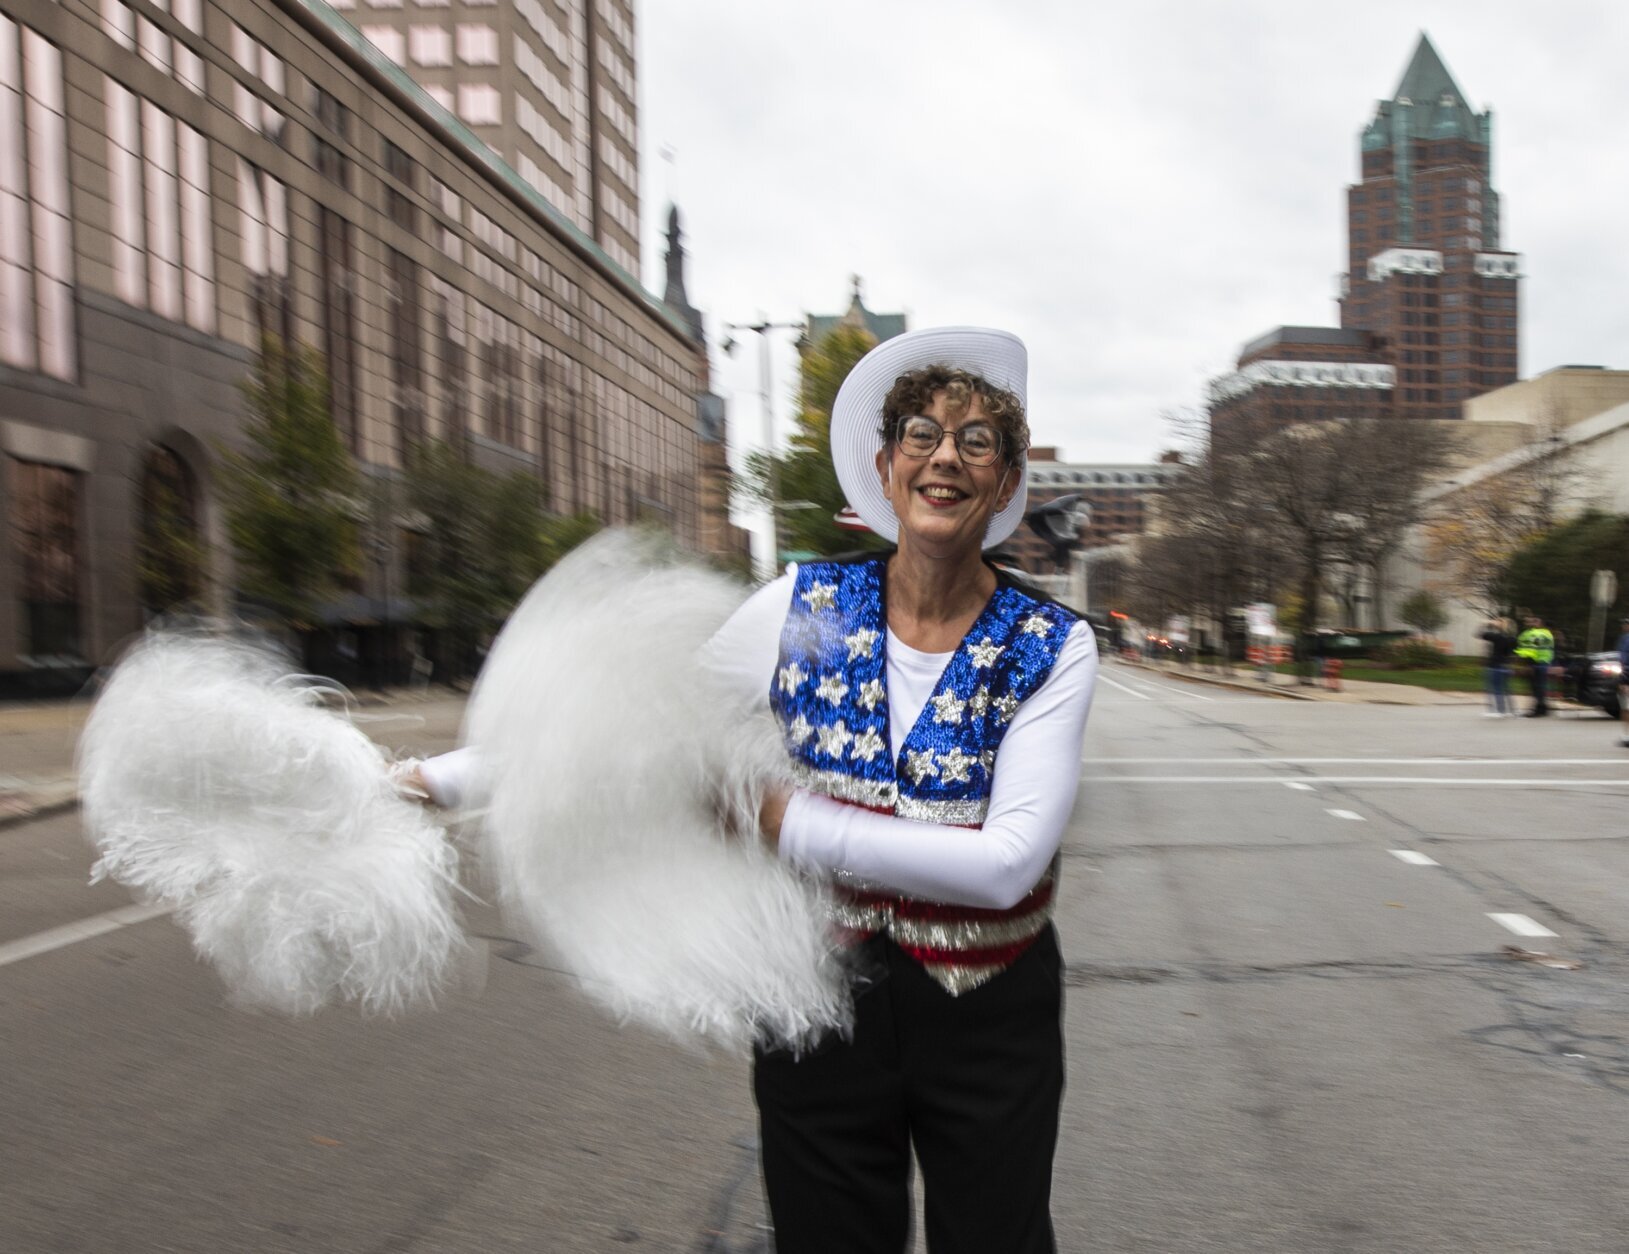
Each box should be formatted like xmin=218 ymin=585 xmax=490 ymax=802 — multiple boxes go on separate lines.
xmin=1591 ymin=569 xmax=1617 ymax=607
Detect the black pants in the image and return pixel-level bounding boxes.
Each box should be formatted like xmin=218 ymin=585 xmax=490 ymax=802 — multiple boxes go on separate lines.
xmin=1529 ymin=659 xmax=1549 ymax=714
xmin=753 ymin=927 xmax=1064 ymax=1254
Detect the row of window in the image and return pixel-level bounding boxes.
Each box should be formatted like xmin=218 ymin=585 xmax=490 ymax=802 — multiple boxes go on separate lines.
xmin=1 ymin=19 xmax=74 ymax=380
xmin=360 ymin=22 xmax=498 ymax=68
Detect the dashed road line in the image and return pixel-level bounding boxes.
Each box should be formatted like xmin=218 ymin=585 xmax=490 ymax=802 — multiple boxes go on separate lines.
xmin=1488 ymin=913 xmax=1559 ymax=939
xmin=1327 ymin=809 xmax=1365 ymax=821
xmin=1390 ymin=850 xmax=1440 ymax=866
xmin=1284 ymin=781 xmax=1314 ymax=791
xmin=0 ymin=903 xmax=172 ymax=969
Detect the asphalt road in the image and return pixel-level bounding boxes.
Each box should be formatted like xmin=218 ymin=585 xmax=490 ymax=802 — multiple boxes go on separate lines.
xmin=5 ymin=673 xmax=1629 ymax=1252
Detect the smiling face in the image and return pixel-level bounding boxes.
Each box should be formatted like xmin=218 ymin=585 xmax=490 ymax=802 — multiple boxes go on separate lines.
xmin=875 ymin=389 xmax=1020 ymax=557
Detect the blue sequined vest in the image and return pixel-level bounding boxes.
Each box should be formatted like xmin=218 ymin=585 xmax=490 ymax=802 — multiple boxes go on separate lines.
xmin=770 ymin=556 xmax=1078 ymax=993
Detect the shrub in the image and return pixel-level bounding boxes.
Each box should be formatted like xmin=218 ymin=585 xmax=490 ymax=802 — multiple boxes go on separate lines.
xmin=1373 ymin=638 xmax=1451 ymax=669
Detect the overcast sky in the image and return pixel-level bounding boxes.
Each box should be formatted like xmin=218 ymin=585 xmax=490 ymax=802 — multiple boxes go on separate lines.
xmin=636 ymin=0 xmax=1629 ymax=481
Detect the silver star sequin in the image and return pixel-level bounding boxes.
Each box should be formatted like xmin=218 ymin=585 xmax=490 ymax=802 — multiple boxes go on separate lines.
xmin=938 ymin=747 xmax=975 ymax=784
xmin=905 ymin=748 xmax=939 ymax=784
xmin=850 ymin=727 xmax=885 ymax=762
xmin=1021 ymin=613 xmax=1052 ymax=637
xmin=993 ymin=693 xmax=1020 ymax=724
xmin=777 ymin=661 xmax=809 ymax=695
xmin=968 ymin=685 xmax=991 ymax=717
xmin=979 ymin=749 xmax=996 ymax=774
xmin=815 ymin=673 xmax=850 ymax=706
xmin=857 ymin=678 xmax=885 ymax=711
xmin=816 ymin=719 xmax=854 ymax=758
xmin=787 ymin=715 xmax=814 ymax=746
xmin=931 ymin=691 xmax=966 ymax=724
xmin=843 ymin=627 xmax=880 ymax=661
xmin=967 ymin=637 xmax=1005 ymax=669
xmin=800 ymin=581 xmax=838 ymax=612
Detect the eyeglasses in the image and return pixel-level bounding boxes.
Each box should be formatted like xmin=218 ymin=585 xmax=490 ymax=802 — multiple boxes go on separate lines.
xmin=892 ymin=415 xmax=1004 ymax=467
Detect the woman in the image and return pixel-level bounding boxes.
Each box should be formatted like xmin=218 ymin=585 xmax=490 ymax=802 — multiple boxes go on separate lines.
xmin=420 ymin=327 xmax=1098 ymax=1252
xmin=1479 ymin=616 xmax=1516 ymax=717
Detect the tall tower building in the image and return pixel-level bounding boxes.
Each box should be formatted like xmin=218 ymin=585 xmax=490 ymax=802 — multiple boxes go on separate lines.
xmin=1209 ymin=35 xmax=1521 ymax=444
xmin=1338 ymin=33 xmax=1520 ymax=418
xmin=338 ymin=0 xmax=641 ymax=276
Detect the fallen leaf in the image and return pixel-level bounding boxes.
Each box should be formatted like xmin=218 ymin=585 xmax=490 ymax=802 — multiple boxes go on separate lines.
xmin=1385 ymin=902 xmax=1406 ymax=908
xmin=309 ymin=1135 xmax=343 ymax=1147
xmin=1501 ymin=945 xmax=1583 ymax=971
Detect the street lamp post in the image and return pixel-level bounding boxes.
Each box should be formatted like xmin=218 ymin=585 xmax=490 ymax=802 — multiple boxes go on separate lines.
xmin=723 ymin=317 xmax=802 ymax=577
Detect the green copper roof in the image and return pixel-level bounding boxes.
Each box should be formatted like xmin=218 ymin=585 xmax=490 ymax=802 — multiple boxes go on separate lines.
xmin=1362 ymin=33 xmax=1490 ymax=150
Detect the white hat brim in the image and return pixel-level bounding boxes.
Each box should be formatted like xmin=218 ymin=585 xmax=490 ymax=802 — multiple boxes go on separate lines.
xmin=829 ymin=326 xmax=1029 ymax=549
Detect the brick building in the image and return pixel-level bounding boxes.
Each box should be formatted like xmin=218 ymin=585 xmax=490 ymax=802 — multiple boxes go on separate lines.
xmin=1210 ymin=34 xmax=1522 ymax=448
xmin=0 ymin=0 xmax=709 ymax=691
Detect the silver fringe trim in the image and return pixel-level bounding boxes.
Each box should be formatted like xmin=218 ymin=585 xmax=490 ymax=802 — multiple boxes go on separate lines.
xmin=894 ymin=794 xmax=990 ymax=825
xmin=886 ymin=903 xmax=1051 ymax=952
xmin=791 ymin=763 xmax=898 ymax=809
xmin=922 ymin=961 xmax=1007 ymax=995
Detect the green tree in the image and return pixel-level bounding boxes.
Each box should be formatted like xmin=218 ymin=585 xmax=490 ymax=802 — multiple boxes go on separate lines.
xmin=1503 ymin=510 xmax=1629 ymax=649
xmin=1398 ymin=589 xmax=1449 ymax=636
xmin=739 ymin=325 xmax=889 ymax=559
xmin=405 ymin=438 xmax=599 ymax=678
xmin=219 ymin=341 xmax=360 ymax=630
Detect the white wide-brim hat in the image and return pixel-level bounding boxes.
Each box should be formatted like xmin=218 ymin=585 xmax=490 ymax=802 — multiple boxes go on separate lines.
xmin=830 ymin=326 xmax=1029 ymax=548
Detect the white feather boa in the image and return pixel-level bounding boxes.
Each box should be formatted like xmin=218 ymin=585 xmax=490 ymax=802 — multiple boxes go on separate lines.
xmin=78 ymin=634 xmax=464 ymax=1014
xmin=466 ymin=529 xmax=850 ymax=1051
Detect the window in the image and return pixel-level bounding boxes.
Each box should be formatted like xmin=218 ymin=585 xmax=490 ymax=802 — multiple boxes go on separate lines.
xmin=4 ymin=23 xmax=75 ymax=378
xmin=409 ymin=24 xmax=451 ymax=65
xmin=456 ymin=24 xmax=498 ymax=65
xmin=9 ymin=457 xmax=83 ymax=660
xmin=388 ymin=247 xmax=425 ymax=453
xmin=177 ymin=121 xmax=214 ymax=332
xmin=142 ymin=98 xmax=183 ymax=320
xmin=360 ymin=26 xmax=405 ymax=63
xmin=457 ymin=82 xmax=500 ymax=125
xmin=425 ymin=85 xmax=453 ymax=111
xmin=317 ymin=207 xmax=359 ymax=450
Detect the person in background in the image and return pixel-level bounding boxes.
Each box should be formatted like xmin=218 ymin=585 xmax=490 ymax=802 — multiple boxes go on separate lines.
xmin=1515 ymin=614 xmax=1555 ymax=717
xmin=1478 ymin=617 xmax=1516 ymax=717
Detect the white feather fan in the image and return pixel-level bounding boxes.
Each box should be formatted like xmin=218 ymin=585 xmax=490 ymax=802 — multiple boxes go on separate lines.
xmin=78 ymin=634 xmax=464 ymax=1014
xmin=466 ymin=529 xmax=849 ymax=1051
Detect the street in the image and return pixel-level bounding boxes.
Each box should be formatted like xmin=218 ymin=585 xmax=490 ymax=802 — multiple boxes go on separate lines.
xmin=5 ymin=670 xmax=1629 ymax=1252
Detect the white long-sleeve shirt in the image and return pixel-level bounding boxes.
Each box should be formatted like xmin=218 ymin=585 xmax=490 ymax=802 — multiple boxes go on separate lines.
xmin=422 ymin=571 xmax=1098 ymax=910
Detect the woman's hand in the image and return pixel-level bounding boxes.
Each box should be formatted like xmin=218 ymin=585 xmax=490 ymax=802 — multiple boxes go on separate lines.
xmin=758 ymin=788 xmax=791 ymax=852
xmin=389 ymin=759 xmax=435 ymax=805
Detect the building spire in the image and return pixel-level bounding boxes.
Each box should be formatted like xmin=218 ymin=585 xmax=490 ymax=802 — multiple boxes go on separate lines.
xmin=661 ymin=204 xmax=704 ymax=344
xmin=1394 ymin=32 xmax=1466 ymax=107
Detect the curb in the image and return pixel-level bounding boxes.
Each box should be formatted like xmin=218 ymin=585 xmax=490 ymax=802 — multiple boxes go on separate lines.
xmin=0 ymin=790 xmax=79 ymax=831
xmin=1133 ymin=666 xmax=1318 ymax=701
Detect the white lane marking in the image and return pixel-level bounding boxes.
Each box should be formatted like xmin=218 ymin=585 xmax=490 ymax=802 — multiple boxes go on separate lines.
xmin=1391 ymin=850 xmax=1440 ymax=866
xmin=1124 ymin=674 xmax=1215 ymax=702
xmin=1093 ymin=758 xmax=1629 ymax=765
xmin=1488 ymin=913 xmax=1559 ymax=938
xmin=1097 ymin=674 xmax=1152 ymax=700
xmin=1284 ymin=782 xmax=1314 ymax=791
xmin=1081 ymin=777 xmax=1629 ymax=786
xmin=0 ymin=903 xmax=172 ymax=970
xmin=1327 ymin=809 xmax=1365 ymax=821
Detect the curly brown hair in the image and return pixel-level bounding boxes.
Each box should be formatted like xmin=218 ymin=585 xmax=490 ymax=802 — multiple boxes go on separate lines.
xmin=879 ymin=366 xmax=1029 ymax=467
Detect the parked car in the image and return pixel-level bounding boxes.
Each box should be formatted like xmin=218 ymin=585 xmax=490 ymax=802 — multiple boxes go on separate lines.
xmin=1570 ymin=651 xmax=1623 ymax=718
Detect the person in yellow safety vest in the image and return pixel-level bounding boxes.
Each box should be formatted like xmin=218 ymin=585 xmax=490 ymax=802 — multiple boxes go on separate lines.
xmin=1515 ymin=614 xmax=1556 ymax=717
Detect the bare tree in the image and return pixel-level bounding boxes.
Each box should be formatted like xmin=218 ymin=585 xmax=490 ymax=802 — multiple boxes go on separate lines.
xmin=1421 ymin=408 xmax=1595 ymax=616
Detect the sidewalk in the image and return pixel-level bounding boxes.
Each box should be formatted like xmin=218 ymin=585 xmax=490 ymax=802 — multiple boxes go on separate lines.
xmin=1120 ymin=657 xmax=1486 ymax=706
xmin=0 ymin=685 xmax=463 ymax=832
